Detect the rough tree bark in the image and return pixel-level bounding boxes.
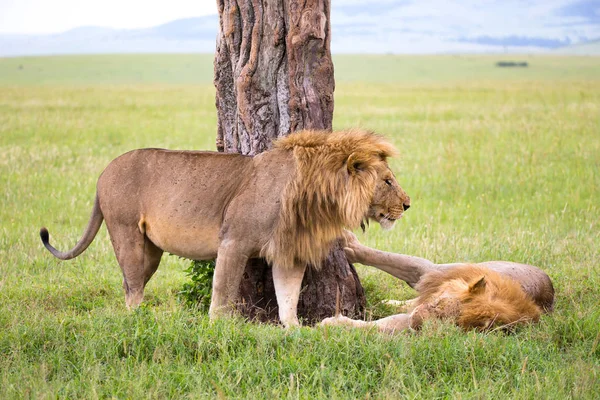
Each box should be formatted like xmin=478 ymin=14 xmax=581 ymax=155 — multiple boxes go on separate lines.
xmin=214 ymin=0 xmax=365 ymax=324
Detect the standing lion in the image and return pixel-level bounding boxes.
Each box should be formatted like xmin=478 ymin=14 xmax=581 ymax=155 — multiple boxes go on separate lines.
xmin=40 ymin=129 xmax=410 ymax=327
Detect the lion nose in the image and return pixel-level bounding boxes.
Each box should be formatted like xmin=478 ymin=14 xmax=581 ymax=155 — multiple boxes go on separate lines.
xmin=403 ymin=202 xmax=410 ymax=211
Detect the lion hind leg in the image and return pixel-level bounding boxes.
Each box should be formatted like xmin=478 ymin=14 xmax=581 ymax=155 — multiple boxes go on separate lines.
xmin=107 ymin=223 xmax=163 ymax=309
xmin=209 ymin=240 xmax=250 ymax=320
xmin=272 ymin=263 xmax=307 ymax=328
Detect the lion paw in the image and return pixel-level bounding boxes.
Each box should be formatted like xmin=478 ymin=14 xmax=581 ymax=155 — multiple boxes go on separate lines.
xmin=409 ymin=304 xmax=434 ymax=330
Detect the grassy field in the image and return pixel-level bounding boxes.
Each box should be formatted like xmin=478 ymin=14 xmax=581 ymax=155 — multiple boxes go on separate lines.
xmin=1 ymin=54 xmax=599 ymax=398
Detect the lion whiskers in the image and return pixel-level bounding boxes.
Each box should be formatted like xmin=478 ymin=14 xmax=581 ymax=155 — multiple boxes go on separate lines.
xmin=379 ymin=212 xmax=398 ymax=230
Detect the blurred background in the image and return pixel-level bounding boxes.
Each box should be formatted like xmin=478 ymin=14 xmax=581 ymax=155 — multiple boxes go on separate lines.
xmin=1 ymin=0 xmax=598 ymax=56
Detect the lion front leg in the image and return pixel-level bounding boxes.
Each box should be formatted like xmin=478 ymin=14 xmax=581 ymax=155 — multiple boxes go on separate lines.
xmin=208 ymin=240 xmax=249 ymax=320
xmin=342 ymin=230 xmax=435 ymax=288
xmin=272 ymin=263 xmax=307 ymax=328
xmin=321 ymin=313 xmax=412 ymax=334
xmin=320 ymin=315 xmax=374 ymax=329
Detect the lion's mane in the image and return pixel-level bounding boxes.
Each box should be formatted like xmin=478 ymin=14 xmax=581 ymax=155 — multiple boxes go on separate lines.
xmin=416 ymin=265 xmax=542 ymax=329
xmin=261 ymin=129 xmax=397 ymax=269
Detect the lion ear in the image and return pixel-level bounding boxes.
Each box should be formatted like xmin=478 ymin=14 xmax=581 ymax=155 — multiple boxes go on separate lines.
xmin=469 ymin=276 xmax=487 ymax=295
xmin=346 ymin=152 xmax=365 ymax=175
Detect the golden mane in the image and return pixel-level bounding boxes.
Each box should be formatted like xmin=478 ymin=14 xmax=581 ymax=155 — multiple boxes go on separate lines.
xmin=262 ymin=129 xmax=397 ymax=269
xmin=416 ymin=265 xmax=542 ymax=330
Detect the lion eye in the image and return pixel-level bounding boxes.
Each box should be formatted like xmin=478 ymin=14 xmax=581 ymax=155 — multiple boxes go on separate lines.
xmin=384 ymin=179 xmax=393 ymax=186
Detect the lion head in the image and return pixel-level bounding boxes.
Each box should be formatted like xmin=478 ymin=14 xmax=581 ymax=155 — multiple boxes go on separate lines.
xmin=366 ymin=162 xmax=410 ymax=230
xmin=262 ymin=129 xmax=410 ymax=269
xmin=413 ymin=265 xmax=542 ymax=331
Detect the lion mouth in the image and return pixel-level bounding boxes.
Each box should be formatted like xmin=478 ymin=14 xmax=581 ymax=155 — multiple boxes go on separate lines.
xmin=367 ymin=207 xmax=403 ymax=230
xmin=379 ymin=213 xmax=400 ymax=222
xmin=377 ymin=212 xmax=400 ymax=230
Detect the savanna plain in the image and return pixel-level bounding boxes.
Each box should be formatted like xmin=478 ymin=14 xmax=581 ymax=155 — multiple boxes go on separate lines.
xmin=0 ymin=54 xmax=599 ymax=398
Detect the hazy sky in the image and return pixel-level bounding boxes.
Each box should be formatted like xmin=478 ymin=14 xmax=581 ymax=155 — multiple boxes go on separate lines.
xmin=0 ymin=0 xmax=218 ymax=34
xmin=0 ymin=0 xmax=597 ymax=45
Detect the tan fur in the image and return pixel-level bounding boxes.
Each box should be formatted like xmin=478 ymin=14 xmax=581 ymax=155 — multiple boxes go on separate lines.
xmin=414 ymin=265 xmax=542 ymax=331
xmin=322 ymin=236 xmax=551 ymax=333
xmin=341 ymin=231 xmax=555 ymax=312
xmin=40 ymin=129 xmax=410 ymax=326
xmin=263 ymin=129 xmax=405 ymax=269
xmin=321 ymin=266 xmax=542 ymax=333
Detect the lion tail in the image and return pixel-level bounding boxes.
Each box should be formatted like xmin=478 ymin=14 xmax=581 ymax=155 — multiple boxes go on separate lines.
xmin=40 ymin=194 xmax=104 ymax=260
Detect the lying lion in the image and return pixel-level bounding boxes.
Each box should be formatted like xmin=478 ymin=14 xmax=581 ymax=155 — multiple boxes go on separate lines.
xmin=321 ymin=232 xmax=554 ymax=333
xmin=40 ymin=129 xmax=410 ymax=327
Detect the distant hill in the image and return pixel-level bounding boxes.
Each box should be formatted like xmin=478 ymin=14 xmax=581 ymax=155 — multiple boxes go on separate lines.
xmin=0 ymin=16 xmax=218 ymax=57
xmin=1 ymin=10 xmax=599 ymax=57
xmin=553 ymin=40 xmax=600 ymax=55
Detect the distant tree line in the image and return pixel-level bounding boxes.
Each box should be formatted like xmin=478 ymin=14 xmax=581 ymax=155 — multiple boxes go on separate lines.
xmin=496 ymin=61 xmax=529 ymax=67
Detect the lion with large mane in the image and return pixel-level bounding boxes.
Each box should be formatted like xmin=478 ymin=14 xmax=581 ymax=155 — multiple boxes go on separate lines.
xmin=321 ymin=232 xmax=554 ymax=333
xmin=40 ymin=129 xmax=410 ymax=326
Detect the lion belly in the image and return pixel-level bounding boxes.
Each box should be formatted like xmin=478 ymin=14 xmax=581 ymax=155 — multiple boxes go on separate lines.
xmin=143 ymin=217 xmax=221 ymax=260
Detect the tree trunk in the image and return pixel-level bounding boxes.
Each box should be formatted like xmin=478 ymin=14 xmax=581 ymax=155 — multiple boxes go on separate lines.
xmin=214 ymin=0 xmax=365 ymax=324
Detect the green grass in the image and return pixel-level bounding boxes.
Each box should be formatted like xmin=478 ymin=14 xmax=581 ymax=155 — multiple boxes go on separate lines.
xmin=1 ymin=54 xmax=599 ymax=398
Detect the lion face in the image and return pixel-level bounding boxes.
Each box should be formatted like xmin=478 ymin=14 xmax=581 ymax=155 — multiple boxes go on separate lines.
xmin=456 ymin=276 xmax=542 ymax=331
xmin=367 ymin=163 xmax=411 ymax=230
xmin=413 ymin=267 xmax=542 ymax=332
